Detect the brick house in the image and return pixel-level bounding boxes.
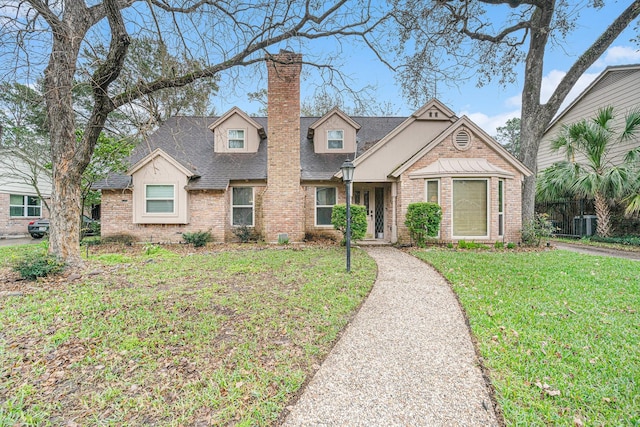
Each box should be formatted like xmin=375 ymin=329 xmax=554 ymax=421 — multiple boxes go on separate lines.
xmin=96 ymin=51 xmax=531 ymax=244
xmin=0 ymin=158 xmax=51 ymax=238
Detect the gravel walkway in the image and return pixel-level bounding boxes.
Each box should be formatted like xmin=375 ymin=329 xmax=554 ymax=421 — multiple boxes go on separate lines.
xmin=282 ymin=246 xmax=499 ymax=426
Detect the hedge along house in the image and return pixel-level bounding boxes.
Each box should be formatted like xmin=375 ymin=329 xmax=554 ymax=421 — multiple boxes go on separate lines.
xmin=96 ymin=51 xmax=531 ymax=244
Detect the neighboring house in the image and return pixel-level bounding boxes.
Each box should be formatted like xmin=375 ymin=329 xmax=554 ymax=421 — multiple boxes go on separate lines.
xmin=537 ymin=64 xmax=640 ymax=236
xmin=538 ymin=64 xmax=640 ymax=170
xmin=0 ymin=157 xmax=51 ymax=237
xmin=96 ymin=51 xmax=531 ymax=244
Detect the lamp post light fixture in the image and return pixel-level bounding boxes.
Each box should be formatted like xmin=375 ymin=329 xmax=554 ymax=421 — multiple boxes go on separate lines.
xmin=341 ymin=158 xmax=355 ymax=272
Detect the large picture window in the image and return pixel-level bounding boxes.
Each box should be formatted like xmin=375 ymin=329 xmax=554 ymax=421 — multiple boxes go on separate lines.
xmin=10 ymin=195 xmax=41 ymax=217
xmin=145 ymin=185 xmax=175 ymax=213
xmin=232 ymin=187 xmax=254 ymax=226
xmin=327 ymin=130 xmax=344 ymax=149
xmin=453 ymin=179 xmax=488 ymax=237
xmin=316 ymin=187 xmax=337 ymax=226
xmin=228 ymin=129 xmax=245 ymax=149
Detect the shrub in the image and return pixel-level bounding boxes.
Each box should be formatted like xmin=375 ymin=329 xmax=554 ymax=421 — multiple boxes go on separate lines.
xmin=591 ymin=235 xmax=640 ymax=246
xmin=331 ymin=204 xmax=367 ymax=243
xmin=232 ymin=226 xmax=261 ymax=243
xmin=182 ymin=230 xmax=212 ymax=247
xmin=494 ymin=241 xmax=504 ymax=249
xmin=506 ymin=242 xmax=516 ymax=249
xmin=405 ymin=202 xmax=442 ymax=247
xmin=521 ymin=213 xmax=556 ymax=247
xmin=457 ymin=240 xmax=488 ymax=250
xmin=13 ymin=252 xmax=65 ymax=280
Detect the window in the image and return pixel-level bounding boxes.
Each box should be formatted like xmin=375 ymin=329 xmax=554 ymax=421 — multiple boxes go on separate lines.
xmin=426 ymin=180 xmax=439 ymax=204
xmin=316 ymin=187 xmax=337 ymax=226
xmin=228 ymin=129 xmax=245 ymax=149
xmin=498 ymin=180 xmax=505 ymax=236
xmin=145 ymin=185 xmax=175 ymax=214
xmin=327 ymin=130 xmax=344 ymax=149
xmin=10 ymin=195 xmax=42 ymax=217
xmin=232 ymin=187 xmax=254 ymax=226
xmin=453 ymin=179 xmax=488 ymax=237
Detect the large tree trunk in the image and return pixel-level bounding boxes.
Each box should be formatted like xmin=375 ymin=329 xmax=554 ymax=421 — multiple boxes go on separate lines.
xmin=44 ymin=30 xmax=85 ymax=266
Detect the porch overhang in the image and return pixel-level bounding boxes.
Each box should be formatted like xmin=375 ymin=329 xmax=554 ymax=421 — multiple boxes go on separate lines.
xmin=408 ymin=158 xmax=515 ymax=179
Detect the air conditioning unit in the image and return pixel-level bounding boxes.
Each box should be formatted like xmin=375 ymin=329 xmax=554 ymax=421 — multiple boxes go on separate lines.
xmin=573 ymin=215 xmax=597 ymax=236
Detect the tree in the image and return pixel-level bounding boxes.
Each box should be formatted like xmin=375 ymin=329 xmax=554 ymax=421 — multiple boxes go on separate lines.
xmin=1 ymin=0 xmax=386 ymax=265
xmin=77 ymin=37 xmax=218 ymax=138
xmin=388 ymin=1 xmax=640 ymax=222
xmin=0 ymin=82 xmax=52 ymax=211
xmin=495 ymin=117 xmax=521 ymax=160
xmin=536 ymin=106 xmax=640 ymax=237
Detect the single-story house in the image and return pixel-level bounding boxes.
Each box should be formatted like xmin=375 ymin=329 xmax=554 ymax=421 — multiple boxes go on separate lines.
xmin=96 ymin=51 xmax=531 ymax=244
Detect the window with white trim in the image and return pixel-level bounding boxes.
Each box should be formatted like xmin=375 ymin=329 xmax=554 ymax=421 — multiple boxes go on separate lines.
xmin=316 ymin=187 xmax=336 ymax=226
xmin=232 ymin=187 xmax=254 ymax=226
xmin=498 ymin=180 xmax=505 ymax=236
xmin=452 ymin=179 xmax=488 ymax=237
xmin=9 ymin=194 xmax=41 ymax=217
xmin=145 ymin=185 xmax=175 ymax=214
xmin=228 ymin=129 xmax=245 ymax=149
xmin=327 ymin=130 xmax=344 ymax=149
xmin=426 ymin=180 xmax=439 ymax=204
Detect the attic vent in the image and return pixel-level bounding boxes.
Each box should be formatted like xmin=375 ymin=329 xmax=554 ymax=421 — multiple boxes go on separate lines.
xmin=454 ymin=130 xmax=471 ymax=150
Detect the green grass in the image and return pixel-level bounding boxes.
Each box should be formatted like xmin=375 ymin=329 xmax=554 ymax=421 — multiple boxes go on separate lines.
xmin=412 ymin=248 xmax=640 ymax=426
xmin=0 ymin=244 xmax=376 ymax=426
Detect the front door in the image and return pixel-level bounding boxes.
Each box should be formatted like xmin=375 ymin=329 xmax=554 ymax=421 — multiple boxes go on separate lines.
xmin=354 ymin=186 xmax=385 ymax=239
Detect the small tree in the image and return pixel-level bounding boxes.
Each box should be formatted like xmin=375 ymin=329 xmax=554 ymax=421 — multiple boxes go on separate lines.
xmin=331 ymin=204 xmax=367 ymax=243
xmin=405 ymin=202 xmax=442 ymax=247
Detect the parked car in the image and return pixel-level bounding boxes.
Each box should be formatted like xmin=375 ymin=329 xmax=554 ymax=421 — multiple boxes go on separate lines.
xmin=28 ymin=215 xmax=100 ymax=239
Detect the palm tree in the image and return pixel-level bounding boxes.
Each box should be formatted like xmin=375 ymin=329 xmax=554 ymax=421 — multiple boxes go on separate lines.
xmin=537 ymin=106 xmax=640 ymax=237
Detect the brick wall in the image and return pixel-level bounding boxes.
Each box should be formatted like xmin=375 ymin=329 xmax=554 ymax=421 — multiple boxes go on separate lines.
xmin=0 ymin=192 xmax=50 ymax=237
xmin=396 ymin=129 xmax=524 ymax=244
xmin=101 ymin=189 xmax=228 ymax=243
xmin=262 ymin=51 xmax=305 ymax=242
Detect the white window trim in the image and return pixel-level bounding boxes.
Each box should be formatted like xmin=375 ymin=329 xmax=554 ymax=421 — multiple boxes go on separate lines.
xmin=315 ymin=187 xmax=337 ymax=227
xmin=451 ymin=178 xmax=490 ymax=240
xmin=9 ymin=194 xmax=42 ymax=218
xmin=498 ymin=179 xmax=505 ymax=237
xmin=144 ymin=184 xmax=176 ymax=215
xmin=424 ymin=179 xmax=440 ymax=238
xmin=327 ymin=129 xmax=344 ymax=150
xmin=231 ymin=186 xmax=254 ymax=227
xmin=227 ymin=128 xmax=246 ymax=150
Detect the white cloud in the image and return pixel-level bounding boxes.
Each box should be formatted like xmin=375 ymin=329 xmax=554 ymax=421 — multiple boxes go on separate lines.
xmin=595 ymin=46 xmax=640 ymax=67
xmin=458 ymin=109 xmax=521 ymax=136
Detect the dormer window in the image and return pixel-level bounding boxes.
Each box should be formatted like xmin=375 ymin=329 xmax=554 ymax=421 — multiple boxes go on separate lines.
xmin=328 ymin=130 xmax=344 ymax=149
xmin=228 ymin=129 xmax=245 ymax=149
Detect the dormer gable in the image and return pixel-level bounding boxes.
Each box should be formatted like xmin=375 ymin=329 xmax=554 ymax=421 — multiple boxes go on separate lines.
xmin=307 ymin=107 xmax=361 ymax=154
xmin=209 ymin=107 xmax=266 ymax=153
xmin=128 ymin=148 xmax=197 ymax=178
xmin=412 ymin=99 xmax=457 ymax=122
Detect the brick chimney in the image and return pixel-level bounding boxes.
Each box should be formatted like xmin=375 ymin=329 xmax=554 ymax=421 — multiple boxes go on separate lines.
xmin=262 ymin=50 xmax=305 ymax=242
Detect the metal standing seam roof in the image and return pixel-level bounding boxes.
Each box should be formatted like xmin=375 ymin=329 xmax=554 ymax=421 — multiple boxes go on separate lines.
xmin=94 ymin=115 xmax=407 ymax=190
xmin=408 ymin=158 xmax=515 ymax=178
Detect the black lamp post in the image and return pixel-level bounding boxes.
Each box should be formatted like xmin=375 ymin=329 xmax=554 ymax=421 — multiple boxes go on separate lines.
xmin=341 ymin=158 xmax=355 ymax=272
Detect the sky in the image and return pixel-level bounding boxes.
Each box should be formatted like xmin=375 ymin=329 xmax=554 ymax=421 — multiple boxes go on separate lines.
xmin=211 ymin=2 xmax=640 ymax=137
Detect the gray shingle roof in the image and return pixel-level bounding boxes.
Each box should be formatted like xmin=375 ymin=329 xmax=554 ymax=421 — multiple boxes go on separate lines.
xmin=94 ymin=115 xmax=406 ymax=190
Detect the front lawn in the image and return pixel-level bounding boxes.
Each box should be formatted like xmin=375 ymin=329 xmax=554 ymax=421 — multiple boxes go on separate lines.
xmin=0 ymin=244 xmax=376 ymax=426
xmin=412 ymin=248 xmax=640 ymax=426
